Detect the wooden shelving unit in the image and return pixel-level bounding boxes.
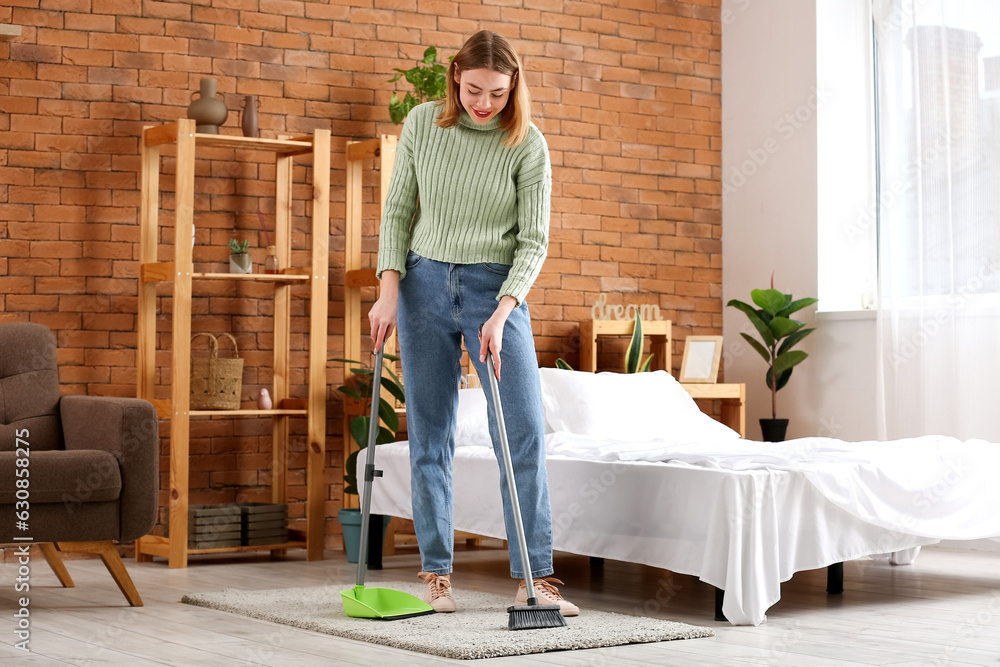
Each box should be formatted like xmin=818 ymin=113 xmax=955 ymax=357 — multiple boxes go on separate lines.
xmin=342 ymin=135 xmax=398 ymax=510
xmin=135 ymin=119 xmax=330 ymax=568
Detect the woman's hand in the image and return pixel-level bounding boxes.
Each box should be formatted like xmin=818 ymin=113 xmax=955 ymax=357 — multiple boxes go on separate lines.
xmin=369 ymin=270 xmax=400 ymax=350
xmin=479 ymin=296 xmax=518 ymax=381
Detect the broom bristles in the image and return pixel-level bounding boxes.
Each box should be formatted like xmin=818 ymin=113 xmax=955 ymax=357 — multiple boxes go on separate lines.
xmin=506 ymin=602 xmax=567 ymax=630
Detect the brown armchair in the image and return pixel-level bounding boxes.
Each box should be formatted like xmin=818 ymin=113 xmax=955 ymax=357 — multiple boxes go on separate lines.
xmin=1 ymin=322 xmax=158 ymax=606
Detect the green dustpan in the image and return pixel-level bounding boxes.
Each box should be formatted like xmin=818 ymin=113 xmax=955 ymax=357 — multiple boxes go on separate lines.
xmin=341 ymin=584 xmax=434 ymax=620
xmin=341 ymin=344 xmax=434 ymax=620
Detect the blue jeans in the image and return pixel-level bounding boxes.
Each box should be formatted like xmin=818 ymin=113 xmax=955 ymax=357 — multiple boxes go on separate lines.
xmin=396 ymin=251 xmax=554 ymax=579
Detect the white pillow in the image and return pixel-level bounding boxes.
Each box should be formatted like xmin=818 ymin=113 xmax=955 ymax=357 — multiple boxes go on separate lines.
xmin=538 ymin=367 xmax=740 ymax=443
xmin=454 ymin=388 xmax=492 ymax=448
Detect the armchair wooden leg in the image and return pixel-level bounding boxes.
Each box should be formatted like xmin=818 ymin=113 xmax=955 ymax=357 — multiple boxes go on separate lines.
xmin=38 ymin=543 xmax=75 ymax=588
xmin=54 ymin=541 xmax=144 ymax=607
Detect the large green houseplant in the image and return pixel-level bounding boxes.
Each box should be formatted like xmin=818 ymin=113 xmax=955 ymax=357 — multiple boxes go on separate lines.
xmin=727 ymin=286 xmax=818 ymax=441
xmin=387 ymin=46 xmax=449 ymax=124
xmin=333 ymin=351 xmax=405 ymax=563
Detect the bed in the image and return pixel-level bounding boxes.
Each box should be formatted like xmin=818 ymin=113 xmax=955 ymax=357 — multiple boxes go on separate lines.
xmin=361 ymin=367 xmax=1000 ymax=625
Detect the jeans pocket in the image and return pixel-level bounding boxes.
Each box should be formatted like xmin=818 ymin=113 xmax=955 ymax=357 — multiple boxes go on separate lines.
xmin=405 ymin=250 xmax=423 ymax=272
xmin=481 ymin=262 xmax=511 ymax=277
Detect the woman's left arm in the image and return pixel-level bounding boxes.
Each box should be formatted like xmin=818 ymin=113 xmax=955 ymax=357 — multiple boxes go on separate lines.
xmin=479 ymin=295 xmax=518 ymax=380
xmin=483 ymin=131 xmax=552 ymax=380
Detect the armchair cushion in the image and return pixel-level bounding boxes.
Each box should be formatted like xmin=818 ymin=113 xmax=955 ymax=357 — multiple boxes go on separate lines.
xmin=0 ymin=322 xmax=63 ymax=452
xmin=0 ymin=449 xmax=121 ymax=505
xmin=60 ymin=395 xmax=158 ymax=543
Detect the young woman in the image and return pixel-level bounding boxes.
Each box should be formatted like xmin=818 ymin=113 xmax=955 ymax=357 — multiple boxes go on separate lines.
xmin=369 ymin=30 xmax=578 ymax=616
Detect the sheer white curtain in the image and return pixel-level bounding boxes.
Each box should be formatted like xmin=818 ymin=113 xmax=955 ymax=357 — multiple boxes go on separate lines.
xmin=873 ymin=0 xmax=1000 ymax=441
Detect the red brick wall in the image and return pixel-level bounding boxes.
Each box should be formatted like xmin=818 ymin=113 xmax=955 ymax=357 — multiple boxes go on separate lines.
xmin=0 ymin=0 xmax=721 ymax=548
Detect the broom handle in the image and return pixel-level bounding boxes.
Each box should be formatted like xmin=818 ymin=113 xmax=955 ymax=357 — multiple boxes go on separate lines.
xmin=355 ymin=344 xmax=385 ymax=587
xmin=486 ymin=354 xmax=538 ymax=602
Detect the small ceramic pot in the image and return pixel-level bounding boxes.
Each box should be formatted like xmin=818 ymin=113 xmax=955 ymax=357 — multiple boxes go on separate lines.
xmin=230 ymin=254 xmax=252 ymax=274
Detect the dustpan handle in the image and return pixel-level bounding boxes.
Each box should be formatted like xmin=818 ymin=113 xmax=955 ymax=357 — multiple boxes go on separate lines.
xmin=355 ymin=343 xmax=385 ymax=587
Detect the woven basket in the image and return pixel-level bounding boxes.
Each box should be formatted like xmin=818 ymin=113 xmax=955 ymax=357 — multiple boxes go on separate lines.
xmin=190 ymin=332 xmax=244 ymax=410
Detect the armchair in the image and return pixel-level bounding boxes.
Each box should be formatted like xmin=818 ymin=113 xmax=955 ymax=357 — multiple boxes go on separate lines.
xmin=1 ymin=322 xmax=158 ymax=606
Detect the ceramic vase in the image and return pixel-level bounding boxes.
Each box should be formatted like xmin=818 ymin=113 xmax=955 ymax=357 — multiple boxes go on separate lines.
xmin=187 ymin=78 xmax=228 ymax=134
xmin=241 ymin=95 xmax=260 ymax=138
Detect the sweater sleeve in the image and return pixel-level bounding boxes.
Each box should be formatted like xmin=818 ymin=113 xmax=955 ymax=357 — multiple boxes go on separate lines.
xmin=499 ymin=129 xmax=552 ymax=304
xmin=376 ymin=110 xmax=420 ymax=280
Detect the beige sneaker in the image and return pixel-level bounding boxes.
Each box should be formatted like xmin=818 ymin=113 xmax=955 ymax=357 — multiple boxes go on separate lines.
xmin=418 ymin=572 xmax=456 ymax=613
xmin=515 ymin=577 xmax=579 ymax=617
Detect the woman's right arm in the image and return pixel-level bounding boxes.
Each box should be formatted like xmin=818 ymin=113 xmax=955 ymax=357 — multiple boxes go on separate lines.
xmin=370 ymin=270 xmax=399 ymax=349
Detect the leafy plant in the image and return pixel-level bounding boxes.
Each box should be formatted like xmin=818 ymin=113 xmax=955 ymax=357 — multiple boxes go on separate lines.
xmin=333 ymin=352 xmax=405 ymax=496
xmin=228 ymin=238 xmax=249 ymax=255
xmin=557 ymin=313 xmax=654 ymax=373
xmin=727 ymin=286 xmax=818 ymax=419
xmin=387 ymin=46 xmax=449 ymax=125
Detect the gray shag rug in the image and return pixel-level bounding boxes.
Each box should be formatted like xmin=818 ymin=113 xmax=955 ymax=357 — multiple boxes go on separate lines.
xmin=182 ymin=581 xmax=714 ymax=660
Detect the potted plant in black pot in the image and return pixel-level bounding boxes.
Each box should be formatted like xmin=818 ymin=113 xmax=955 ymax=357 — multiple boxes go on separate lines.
xmin=333 ymin=351 xmax=405 ymax=564
xmin=727 ymin=286 xmax=818 ymax=442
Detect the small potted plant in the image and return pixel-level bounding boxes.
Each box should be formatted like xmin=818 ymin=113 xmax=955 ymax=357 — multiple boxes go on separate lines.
xmin=228 ymin=238 xmax=251 ymax=274
xmin=727 ymin=283 xmax=818 ymax=442
xmin=333 ymin=351 xmax=405 ymax=563
xmin=387 ymin=46 xmax=449 ymax=124
xmin=556 ymin=312 xmax=654 ymax=373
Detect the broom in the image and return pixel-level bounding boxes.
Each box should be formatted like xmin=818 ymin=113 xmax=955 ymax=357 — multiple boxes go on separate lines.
xmin=485 ymin=353 xmax=567 ymax=631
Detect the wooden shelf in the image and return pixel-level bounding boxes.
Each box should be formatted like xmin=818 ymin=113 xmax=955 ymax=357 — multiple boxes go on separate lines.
xmin=136 ymin=533 xmax=307 ymax=558
xmin=191 ymin=409 xmax=308 ymax=417
xmin=141 ymin=262 xmax=311 ymax=283
xmin=142 ymin=122 xmax=313 ymax=154
xmin=1 ymin=24 xmax=21 ymax=40
xmin=136 ymin=118 xmax=330 ymax=568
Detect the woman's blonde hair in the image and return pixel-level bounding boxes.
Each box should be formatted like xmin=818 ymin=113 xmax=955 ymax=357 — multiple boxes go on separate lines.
xmin=435 ymin=30 xmax=532 ymax=148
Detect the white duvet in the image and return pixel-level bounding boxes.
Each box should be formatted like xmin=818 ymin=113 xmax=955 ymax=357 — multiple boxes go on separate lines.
xmin=545 ymin=433 xmax=1000 ymax=542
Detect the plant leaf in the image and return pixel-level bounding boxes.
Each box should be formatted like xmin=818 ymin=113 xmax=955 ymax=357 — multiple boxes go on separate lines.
xmin=422 ymin=46 xmax=437 ymax=63
xmin=638 ymin=354 xmax=654 ymax=373
xmin=772 ymin=350 xmax=808 ymax=376
xmin=337 ymin=385 xmax=362 ymax=400
xmin=777 ymin=297 xmax=819 ymax=318
xmin=350 ymin=416 xmax=370 ymax=449
xmin=378 ymin=397 xmax=399 ymax=432
xmin=768 ymin=316 xmax=804 ymax=340
xmin=375 ymin=425 xmax=395 ymax=445
xmin=382 ymin=377 xmax=405 ymax=403
xmin=740 ymin=332 xmax=771 ymax=363
xmin=775 ymin=367 xmax=793 ymax=391
xmin=625 ymin=312 xmax=644 ymax=373
xmin=555 ymin=358 xmax=574 ymax=370
xmin=344 ymin=449 xmax=360 ymax=489
xmin=767 ymin=368 xmax=793 ymax=391
xmin=777 ymin=327 xmax=814 ymax=356
xmin=728 ymin=299 xmax=775 ymax=347
xmin=751 ymin=288 xmax=786 ymax=315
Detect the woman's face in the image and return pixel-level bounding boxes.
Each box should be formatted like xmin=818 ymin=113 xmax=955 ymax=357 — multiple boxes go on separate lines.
xmin=456 ymin=68 xmax=513 ymax=125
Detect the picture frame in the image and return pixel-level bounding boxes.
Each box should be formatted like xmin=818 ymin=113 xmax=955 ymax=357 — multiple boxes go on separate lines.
xmin=679 ymin=335 xmax=723 ymax=384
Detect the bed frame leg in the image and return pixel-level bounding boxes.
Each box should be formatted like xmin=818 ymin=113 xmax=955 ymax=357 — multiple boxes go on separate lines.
xmin=827 ymin=562 xmax=844 ymax=594
xmin=589 ymin=556 xmax=604 ymax=567
xmin=714 ymin=587 xmax=727 ymax=622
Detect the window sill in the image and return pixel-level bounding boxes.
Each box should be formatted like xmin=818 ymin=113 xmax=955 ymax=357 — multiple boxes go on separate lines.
xmin=815 ymin=309 xmax=877 ymax=322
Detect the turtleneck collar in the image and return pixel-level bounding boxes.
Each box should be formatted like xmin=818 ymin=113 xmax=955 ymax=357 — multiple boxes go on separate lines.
xmin=458 ymin=111 xmax=502 ymax=132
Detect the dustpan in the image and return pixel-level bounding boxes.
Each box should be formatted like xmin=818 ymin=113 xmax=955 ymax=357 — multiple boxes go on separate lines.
xmin=340 ymin=343 xmax=435 ymax=620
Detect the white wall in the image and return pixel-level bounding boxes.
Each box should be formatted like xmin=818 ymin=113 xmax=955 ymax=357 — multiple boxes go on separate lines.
xmin=721 ymin=0 xmax=880 ymax=441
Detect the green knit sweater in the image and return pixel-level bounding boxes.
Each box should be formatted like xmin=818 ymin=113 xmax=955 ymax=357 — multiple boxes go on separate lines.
xmin=376 ymin=101 xmax=552 ymax=304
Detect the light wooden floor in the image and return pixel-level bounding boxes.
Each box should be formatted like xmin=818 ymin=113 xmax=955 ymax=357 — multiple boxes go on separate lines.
xmin=1 ymin=542 xmax=998 ymax=666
